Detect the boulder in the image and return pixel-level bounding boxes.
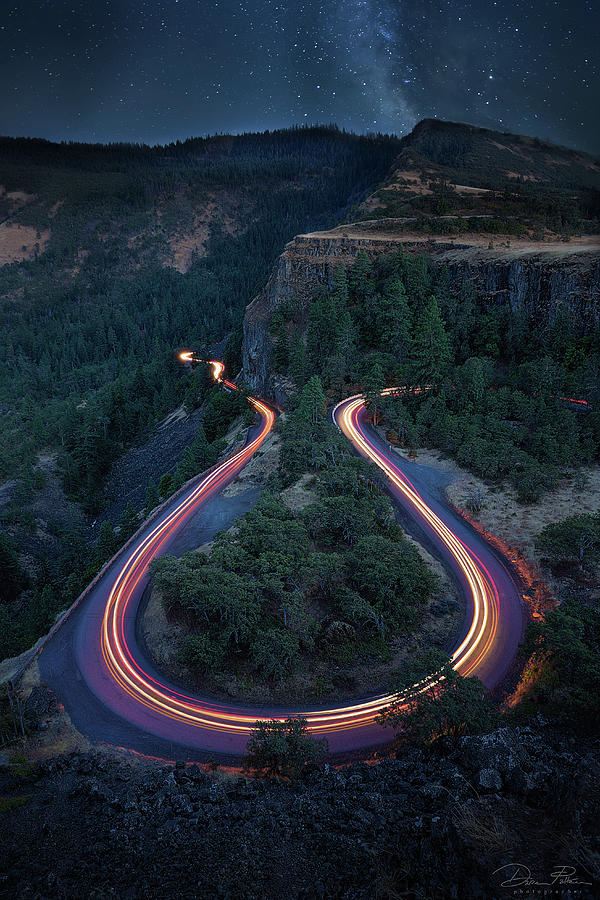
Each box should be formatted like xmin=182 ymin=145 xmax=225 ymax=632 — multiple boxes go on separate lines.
xmin=477 ymin=768 xmax=502 ymax=792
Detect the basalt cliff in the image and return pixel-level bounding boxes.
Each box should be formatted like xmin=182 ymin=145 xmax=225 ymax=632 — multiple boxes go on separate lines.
xmin=242 ymin=223 xmax=600 ymax=400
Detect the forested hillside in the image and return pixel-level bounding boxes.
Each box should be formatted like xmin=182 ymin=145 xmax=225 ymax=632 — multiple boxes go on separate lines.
xmin=0 ymin=126 xmax=400 ymax=501
xmin=355 ymin=118 xmax=600 ymax=234
xmin=0 ymin=126 xmax=400 ymax=661
xmin=271 ymin=248 xmax=600 ymax=502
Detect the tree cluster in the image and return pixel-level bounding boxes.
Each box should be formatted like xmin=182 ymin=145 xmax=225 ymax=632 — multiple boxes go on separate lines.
xmin=274 ymin=249 xmax=600 ymax=503
xmin=151 ymin=379 xmax=436 ymax=690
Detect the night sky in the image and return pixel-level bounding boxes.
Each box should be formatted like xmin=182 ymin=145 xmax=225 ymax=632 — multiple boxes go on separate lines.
xmin=1 ymin=0 xmax=598 ymax=152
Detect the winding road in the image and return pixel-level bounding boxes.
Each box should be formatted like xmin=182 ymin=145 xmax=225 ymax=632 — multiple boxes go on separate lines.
xmin=36 ymin=360 xmax=524 ymax=759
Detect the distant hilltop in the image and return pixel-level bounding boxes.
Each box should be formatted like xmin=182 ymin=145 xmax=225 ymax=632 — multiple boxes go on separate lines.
xmin=356 ymin=118 xmax=600 ymax=227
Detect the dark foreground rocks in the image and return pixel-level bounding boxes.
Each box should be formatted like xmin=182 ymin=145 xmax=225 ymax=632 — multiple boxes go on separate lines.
xmin=0 ymin=724 xmax=598 ymax=899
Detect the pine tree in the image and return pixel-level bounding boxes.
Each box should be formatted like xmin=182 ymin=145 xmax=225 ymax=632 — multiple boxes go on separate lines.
xmin=96 ymin=520 xmax=117 ymax=563
xmin=145 ymin=477 xmax=160 ymax=515
xmin=462 ymin=357 xmax=489 ymax=406
xmin=28 ymin=584 xmax=56 ymax=637
xmin=402 ymin=254 xmax=431 ymax=312
xmin=379 ymin=278 xmax=412 ymax=361
xmin=191 ymin=426 xmax=213 ymax=470
xmin=325 ymin=306 xmax=357 ymax=391
xmin=331 ymin=264 xmax=349 ymax=309
xmin=296 ymin=376 xmax=326 ymax=427
xmin=61 ymin=572 xmax=82 ymax=605
xmin=119 ymin=502 xmax=140 ymax=539
xmin=364 ymin=360 xmax=385 ymax=425
xmin=442 ymin=280 xmax=476 ymax=362
xmin=159 ymin=472 xmax=174 ymax=499
xmin=288 ymin=333 xmax=307 ymax=385
xmin=0 ymin=533 xmax=28 ymax=601
xmin=348 ymin=250 xmax=373 ymax=301
xmin=411 ymin=295 xmax=453 ymax=389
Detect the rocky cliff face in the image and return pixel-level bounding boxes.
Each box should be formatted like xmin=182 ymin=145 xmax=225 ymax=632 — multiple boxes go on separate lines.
xmin=242 ymin=224 xmax=600 ymax=399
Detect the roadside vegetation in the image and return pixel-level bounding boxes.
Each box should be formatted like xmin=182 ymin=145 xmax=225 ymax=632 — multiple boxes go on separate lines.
xmin=376 ymin=649 xmax=500 ymax=745
xmin=368 ymin=506 xmax=600 ymax=751
xmin=0 ymin=384 xmax=247 ymax=662
xmin=272 ymin=248 xmax=600 ymax=502
xmin=243 ymin=718 xmax=328 ymax=780
xmin=152 ymin=377 xmax=438 ymax=694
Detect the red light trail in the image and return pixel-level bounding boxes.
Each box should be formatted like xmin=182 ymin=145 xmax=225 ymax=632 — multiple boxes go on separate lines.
xmin=74 ymin=357 xmax=522 ymax=752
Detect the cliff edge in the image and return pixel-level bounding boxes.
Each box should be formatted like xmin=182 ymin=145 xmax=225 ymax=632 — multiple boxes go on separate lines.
xmin=242 ymin=222 xmax=600 ymax=399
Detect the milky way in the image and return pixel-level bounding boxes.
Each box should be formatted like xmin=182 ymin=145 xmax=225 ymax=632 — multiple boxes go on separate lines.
xmin=0 ymin=0 xmax=598 ymax=151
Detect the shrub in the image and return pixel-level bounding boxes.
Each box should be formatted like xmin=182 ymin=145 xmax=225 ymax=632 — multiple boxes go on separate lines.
xmin=243 ymin=717 xmax=328 ymax=779
xmin=377 ymin=653 xmax=499 ymax=745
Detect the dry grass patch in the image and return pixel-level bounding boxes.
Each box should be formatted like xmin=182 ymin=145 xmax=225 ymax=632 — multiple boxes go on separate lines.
xmin=0 ymin=222 xmax=49 ymax=265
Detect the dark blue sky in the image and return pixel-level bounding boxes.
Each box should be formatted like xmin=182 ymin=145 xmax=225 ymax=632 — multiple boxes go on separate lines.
xmin=1 ymin=0 xmax=598 ymax=152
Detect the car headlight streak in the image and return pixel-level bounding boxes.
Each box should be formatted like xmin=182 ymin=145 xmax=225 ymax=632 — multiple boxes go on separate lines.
xmin=98 ymin=368 xmax=504 ymax=737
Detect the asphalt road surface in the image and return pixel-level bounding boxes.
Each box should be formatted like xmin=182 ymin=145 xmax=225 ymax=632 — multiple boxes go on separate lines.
xmin=37 ymin=371 xmax=524 ymax=761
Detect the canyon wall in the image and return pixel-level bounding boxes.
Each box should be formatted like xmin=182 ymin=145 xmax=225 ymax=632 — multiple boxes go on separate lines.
xmin=242 ymin=226 xmax=600 ymax=400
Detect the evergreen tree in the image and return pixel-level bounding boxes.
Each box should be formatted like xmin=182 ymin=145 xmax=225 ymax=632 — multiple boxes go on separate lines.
xmin=27 ymin=584 xmax=57 ymax=638
xmin=145 ymin=477 xmax=160 ymax=515
xmin=96 ymin=520 xmax=117 ymax=563
xmin=288 ymin=333 xmax=307 ymax=385
xmin=202 ymin=397 xmax=222 ymax=442
xmin=379 ymin=278 xmax=412 ymax=361
xmin=190 ymin=425 xmax=214 ymax=470
xmin=348 ymin=250 xmax=374 ymax=301
xmin=296 ymin=376 xmax=326 ymax=426
xmin=119 ymin=502 xmax=140 ymax=539
xmin=461 ymin=357 xmax=490 ymax=406
xmin=444 ymin=280 xmax=476 ymax=362
xmin=330 ymin=264 xmax=349 ymax=308
xmin=61 ymin=572 xmax=82 ymax=605
xmin=363 ymin=360 xmax=385 ymax=425
xmin=159 ymin=473 xmax=174 ymax=499
xmin=0 ymin=532 xmax=28 ymax=602
xmin=177 ymin=446 xmax=199 ymax=484
xmin=411 ymin=295 xmax=453 ymax=389
xmin=325 ymin=306 xmax=357 ymax=392
xmin=402 ymin=253 xmax=431 ymax=312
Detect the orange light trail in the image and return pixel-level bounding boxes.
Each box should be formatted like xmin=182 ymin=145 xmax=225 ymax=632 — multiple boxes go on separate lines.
xmin=333 ymin=391 xmax=500 ymax=679
xmin=94 ymin=363 xmax=516 ymax=742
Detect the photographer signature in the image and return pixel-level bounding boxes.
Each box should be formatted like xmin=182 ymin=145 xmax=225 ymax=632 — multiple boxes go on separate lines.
xmin=493 ymin=864 xmax=592 ymax=889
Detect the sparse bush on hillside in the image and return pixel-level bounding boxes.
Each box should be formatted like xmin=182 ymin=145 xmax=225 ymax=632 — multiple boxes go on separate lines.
xmin=243 ymin=717 xmax=328 ymax=779
xmin=521 ymin=599 xmax=600 ymax=733
xmin=536 ymin=513 xmax=600 ymax=572
xmin=377 ymin=652 xmax=500 ymax=745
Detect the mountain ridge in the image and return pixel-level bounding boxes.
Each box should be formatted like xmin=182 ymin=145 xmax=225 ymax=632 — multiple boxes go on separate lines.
xmin=356 ymin=118 xmax=600 ymax=227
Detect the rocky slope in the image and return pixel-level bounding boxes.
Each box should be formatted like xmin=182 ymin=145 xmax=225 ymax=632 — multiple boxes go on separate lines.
xmin=1 ymin=703 xmax=598 ymax=899
xmin=242 ymin=222 xmax=600 ymax=398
